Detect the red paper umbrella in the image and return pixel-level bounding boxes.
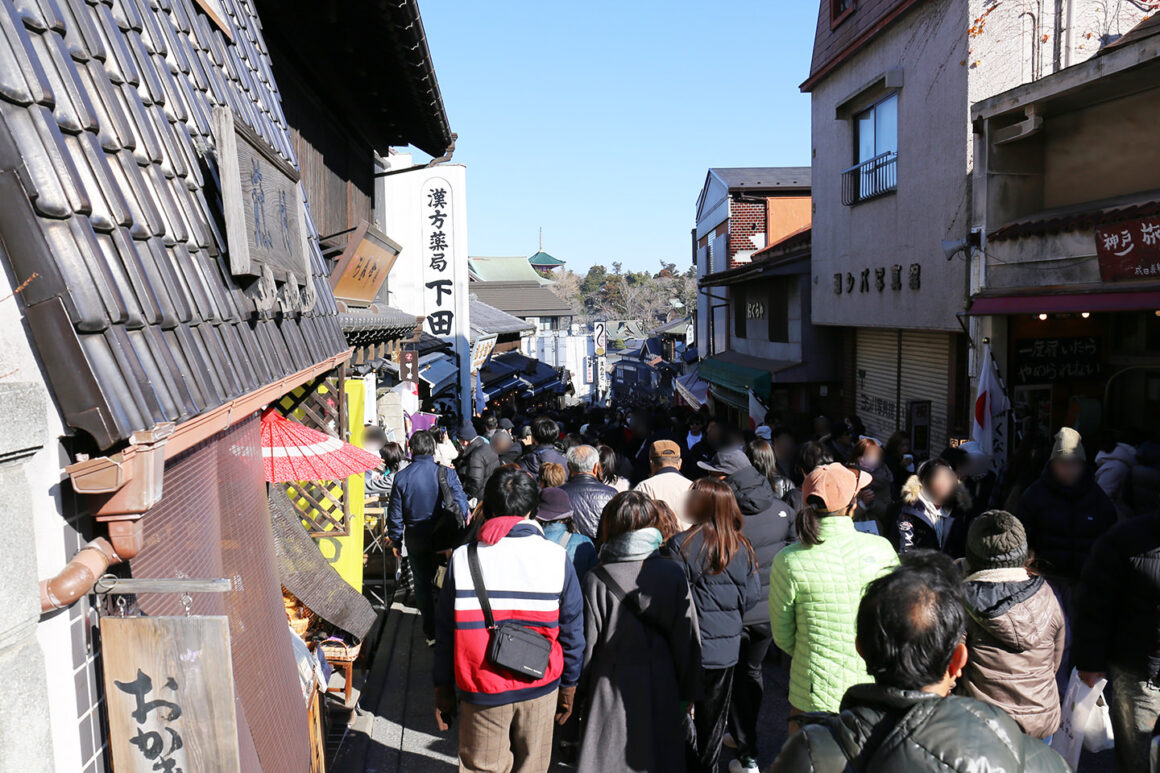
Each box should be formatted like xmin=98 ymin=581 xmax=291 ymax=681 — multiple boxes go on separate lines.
xmin=260 ymin=408 xmax=381 ymax=483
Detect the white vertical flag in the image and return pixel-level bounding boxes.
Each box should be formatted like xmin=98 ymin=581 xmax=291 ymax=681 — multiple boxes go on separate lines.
xmin=972 ymin=344 xmax=1010 ymax=469
xmin=748 ymin=389 xmax=766 ymax=431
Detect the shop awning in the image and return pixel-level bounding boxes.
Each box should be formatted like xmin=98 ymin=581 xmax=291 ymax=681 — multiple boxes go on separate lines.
xmin=675 ymin=372 xmax=709 ymax=409
xmin=419 ymin=354 xmax=458 ymax=395
xmin=698 ymin=353 xmax=779 ymax=398
xmin=482 ymin=375 xmax=523 ymax=400
xmin=522 ymin=378 xmax=564 ymax=397
xmin=966 ymin=288 xmax=1160 ymax=315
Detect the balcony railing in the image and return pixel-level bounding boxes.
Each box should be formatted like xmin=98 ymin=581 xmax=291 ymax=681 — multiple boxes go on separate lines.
xmin=842 ymin=151 xmax=898 ymax=206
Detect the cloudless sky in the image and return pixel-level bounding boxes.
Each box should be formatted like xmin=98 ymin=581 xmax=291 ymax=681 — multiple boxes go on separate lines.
xmin=412 ymin=1 xmax=818 ymax=274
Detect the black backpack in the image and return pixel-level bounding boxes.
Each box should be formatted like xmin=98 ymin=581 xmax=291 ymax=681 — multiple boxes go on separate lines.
xmin=430 ymin=466 xmax=468 ymax=551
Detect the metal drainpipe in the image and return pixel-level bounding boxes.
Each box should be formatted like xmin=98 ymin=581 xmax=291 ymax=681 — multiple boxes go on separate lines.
xmin=39 ymin=538 xmax=121 ymax=612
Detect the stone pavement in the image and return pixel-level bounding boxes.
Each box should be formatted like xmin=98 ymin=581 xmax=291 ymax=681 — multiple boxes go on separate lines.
xmin=332 ymin=599 xmax=792 ymax=772
xmin=332 ymin=600 xmax=1112 ymax=772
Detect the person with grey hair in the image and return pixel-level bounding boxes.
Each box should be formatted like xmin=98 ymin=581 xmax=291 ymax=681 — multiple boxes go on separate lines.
xmin=561 ymin=444 xmax=617 ymax=540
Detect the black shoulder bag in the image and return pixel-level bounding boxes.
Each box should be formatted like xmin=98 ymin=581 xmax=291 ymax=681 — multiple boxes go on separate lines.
xmin=430 ymin=466 xmax=467 ymax=552
xmin=466 ymin=542 xmax=553 ymax=681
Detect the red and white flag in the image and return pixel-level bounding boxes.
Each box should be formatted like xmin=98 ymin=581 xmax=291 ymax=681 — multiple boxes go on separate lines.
xmin=748 ymin=389 xmax=766 ymax=431
xmin=972 ymin=344 xmax=1010 ymax=469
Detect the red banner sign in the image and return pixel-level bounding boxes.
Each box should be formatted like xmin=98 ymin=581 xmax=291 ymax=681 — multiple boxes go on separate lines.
xmin=1095 ymin=217 xmax=1160 ymax=281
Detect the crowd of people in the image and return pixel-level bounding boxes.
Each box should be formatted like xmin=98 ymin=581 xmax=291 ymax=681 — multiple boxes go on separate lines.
xmin=363 ymin=403 xmax=1160 ymax=773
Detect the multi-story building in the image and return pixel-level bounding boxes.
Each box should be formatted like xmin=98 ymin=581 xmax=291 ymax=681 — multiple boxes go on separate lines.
xmin=699 ymin=228 xmax=845 ymax=432
xmin=804 ymin=0 xmax=1150 ymax=456
xmin=693 ymin=167 xmax=812 ymax=357
xmin=0 ymin=1 xmax=451 ymax=770
xmin=970 ymin=15 xmax=1160 ymax=443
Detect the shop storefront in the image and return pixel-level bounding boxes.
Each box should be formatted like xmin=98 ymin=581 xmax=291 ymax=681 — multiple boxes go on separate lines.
xmin=854 ymin=329 xmax=964 ymax=457
xmin=968 ymin=293 xmax=1160 ymax=443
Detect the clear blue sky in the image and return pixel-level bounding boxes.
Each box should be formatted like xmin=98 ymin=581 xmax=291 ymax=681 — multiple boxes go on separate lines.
xmin=414 ymin=1 xmax=818 ymax=274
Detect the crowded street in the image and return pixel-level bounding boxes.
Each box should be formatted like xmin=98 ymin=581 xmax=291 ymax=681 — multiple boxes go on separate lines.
xmin=2 ymin=1 xmax=1159 ymax=772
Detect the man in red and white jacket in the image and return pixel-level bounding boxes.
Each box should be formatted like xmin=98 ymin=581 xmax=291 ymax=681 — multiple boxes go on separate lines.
xmin=434 ymin=468 xmax=585 ymax=772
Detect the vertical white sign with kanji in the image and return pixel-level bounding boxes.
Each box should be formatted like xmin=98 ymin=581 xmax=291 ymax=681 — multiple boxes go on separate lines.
xmin=378 ymin=160 xmax=471 ymax=420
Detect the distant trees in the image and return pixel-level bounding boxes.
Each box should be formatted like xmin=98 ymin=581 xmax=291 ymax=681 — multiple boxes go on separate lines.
xmin=547 ymin=261 xmax=696 ymax=326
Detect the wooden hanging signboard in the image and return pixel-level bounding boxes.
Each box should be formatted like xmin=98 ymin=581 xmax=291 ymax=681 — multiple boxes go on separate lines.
xmin=101 ymin=616 xmax=241 ymax=773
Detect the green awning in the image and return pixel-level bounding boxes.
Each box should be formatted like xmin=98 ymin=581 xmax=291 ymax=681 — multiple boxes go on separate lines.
xmin=698 ymin=355 xmax=771 ymax=399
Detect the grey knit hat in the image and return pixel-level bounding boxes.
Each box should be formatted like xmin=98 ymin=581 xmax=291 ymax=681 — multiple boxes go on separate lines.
xmin=966 ymin=510 xmax=1028 ymax=573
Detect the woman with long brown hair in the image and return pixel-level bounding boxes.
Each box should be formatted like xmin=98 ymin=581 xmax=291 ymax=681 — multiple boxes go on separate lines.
xmin=665 ymin=478 xmax=761 ymax=773
xmin=579 ymin=492 xmax=702 ymax=773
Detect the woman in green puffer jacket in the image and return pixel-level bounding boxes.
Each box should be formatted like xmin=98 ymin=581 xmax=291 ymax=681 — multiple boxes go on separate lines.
xmin=769 ymin=463 xmax=899 ymax=723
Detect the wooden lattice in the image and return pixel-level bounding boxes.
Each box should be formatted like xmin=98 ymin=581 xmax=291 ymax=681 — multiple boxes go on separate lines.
xmin=276 ymin=366 xmax=352 ymax=538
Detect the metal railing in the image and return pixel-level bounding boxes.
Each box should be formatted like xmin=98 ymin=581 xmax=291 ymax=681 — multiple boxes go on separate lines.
xmin=842 ymin=152 xmax=898 ymax=205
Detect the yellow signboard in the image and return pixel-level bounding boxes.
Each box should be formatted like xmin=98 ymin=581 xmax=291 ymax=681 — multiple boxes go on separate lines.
xmin=312 ymin=379 xmax=367 ymax=591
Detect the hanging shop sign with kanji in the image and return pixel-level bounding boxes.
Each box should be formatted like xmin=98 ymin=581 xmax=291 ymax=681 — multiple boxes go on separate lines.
xmin=330 ymin=221 xmax=402 ymax=305
xmin=422 ymin=178 xmax=457 ymax=338
xmin=213 ymin=106 xmax=315 ymax=314
xmin=101 ymin=616 xmax=241 ymax=773
xmin=1096 ymin=217 xmax=1160 ymax=280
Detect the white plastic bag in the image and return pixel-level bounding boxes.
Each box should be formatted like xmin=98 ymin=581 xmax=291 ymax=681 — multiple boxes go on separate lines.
xmin=1052 ymin=668 xmax=1113 ymax=769
xmin=1082 ymin=691 xmax=1115 ymax=754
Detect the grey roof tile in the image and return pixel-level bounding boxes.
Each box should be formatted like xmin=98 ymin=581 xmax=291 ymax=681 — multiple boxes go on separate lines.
xmin=35 ymin=29 xmax=101 ymax=134
xmin=0 ymin=0 xmax=351 ymax=449
xmin=0 ymin=3 xmax=54 ymax=107
xmin=60 ymin=0 xmax=104 ymax=63
xmin=79 ymin=58 xmax=131 ymax=151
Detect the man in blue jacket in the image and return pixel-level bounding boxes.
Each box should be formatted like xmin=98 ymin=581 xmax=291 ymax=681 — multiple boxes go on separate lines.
xmin=388 ymin=430 xmax=469 ymax=645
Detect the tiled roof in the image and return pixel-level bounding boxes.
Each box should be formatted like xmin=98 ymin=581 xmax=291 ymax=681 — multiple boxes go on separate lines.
xmin=650 ymin=315 xmax=690 ymax=337
xmin=253 ymin=0 xmax=451 ymax=157
xmin=0 ymin=0 xmax=349 ymax=450
xmin=710 ymin=167 xmax=812 ymax=190
xmin=468 ymin=255 xmax=550 ymax=284
xmin=340 ymin=306 xmax=420 ymax=345
xmin=528 ymin=250 xmax=564 ymax=266
xmin=989 ymin=195 xmax=1160 ymax=242
xmin=470 ymin=298 xmax=533 ymax=339
xmin=470 ymin=281 xmax=575 ymax=318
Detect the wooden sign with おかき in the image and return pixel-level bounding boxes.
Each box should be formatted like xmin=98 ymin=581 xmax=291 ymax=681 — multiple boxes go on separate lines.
xmin=101 ymin=616 xmax=241 ymax=773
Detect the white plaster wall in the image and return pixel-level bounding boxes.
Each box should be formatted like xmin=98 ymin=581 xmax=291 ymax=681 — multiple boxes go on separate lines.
xmin=810 ymin=0 xmax=972 ymax=332
xmin=0 ymin=253 xmax=84 ymax=772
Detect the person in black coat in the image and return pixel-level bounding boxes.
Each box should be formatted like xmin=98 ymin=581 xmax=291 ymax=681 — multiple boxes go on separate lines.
xmin=704 ymin=448 xmax=793 ymax=771
xmin=518 ymin=416 xmax=568 ymax=477
xmin=454 ymin=422 xmax=499 ymax=503
xmin=885 ymin=458 xmax=960 ymax=554
xmin=560 ymin=445 xmax=617 ymax=540
xmin=1073 ymin=513 xmax=1160 ymax=772
xmin=1017 ymin=428 xmax=1118 ymax=583
xmin=665 ymin=478 xmax=761 ymax=773
xmin=489 ymin=429 xmax=522 ymax=466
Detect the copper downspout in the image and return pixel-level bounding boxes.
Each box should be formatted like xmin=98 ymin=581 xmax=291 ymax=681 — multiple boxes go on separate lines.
xmin=39 ymin=538 xmax=122 ymax=612
xmin=42 ymin=351 xmax=351 ymax=612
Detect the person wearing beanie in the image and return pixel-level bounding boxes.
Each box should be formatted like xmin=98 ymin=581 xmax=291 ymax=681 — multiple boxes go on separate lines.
xmin=1016 ymin=427 xmax=1116 ymax=687
xmin=453 ymin=420 xmax=499 ymax=503
xmin=958 ymin=511 xmax=1066 ymax=739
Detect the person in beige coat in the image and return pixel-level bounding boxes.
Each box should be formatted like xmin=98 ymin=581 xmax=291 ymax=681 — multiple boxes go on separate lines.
xmin=958 ymin=510 xmax=1066 ymax=740
xmin=634 ymin=440 xmax=694 ymax=530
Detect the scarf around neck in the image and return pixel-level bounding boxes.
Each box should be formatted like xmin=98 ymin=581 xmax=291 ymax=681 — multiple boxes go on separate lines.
xmin=600 ymin=527 xmax=662 ymax=562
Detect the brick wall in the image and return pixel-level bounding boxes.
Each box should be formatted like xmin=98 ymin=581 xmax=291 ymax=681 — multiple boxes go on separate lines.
xmin=728 ymin=199 xmax=768 ymax=267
